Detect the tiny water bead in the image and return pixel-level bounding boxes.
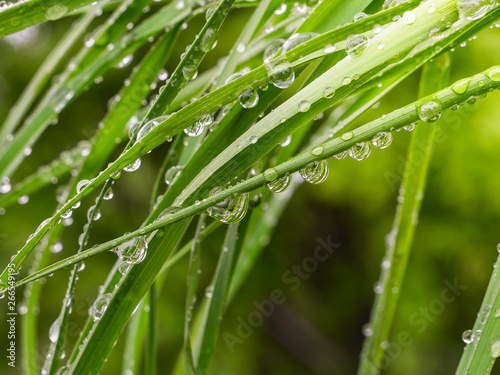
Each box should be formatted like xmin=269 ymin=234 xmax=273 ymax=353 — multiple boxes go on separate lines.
xmin=311 ymin=146 xmax=324 ymax=156
xmin=114 ymin=236 xmax=148 ymax=265
xmin=90 ymin=293 xmax=112 ymax=322
xmin=323 ymin=87 xmax=335 ymax=99
xmin=371 ymin=132 xmax=392 ymax=149
xmin=207 ymin=188 xmax=249 ymax=224
xmin=341 ymin=131 xmax=354 ymax=141
xmin=165 ymin=165 xmax=183 ymax=186
xmin=345 ymin=34 xmax=369 ymax=56
xmin=238 ymin=88 xmax=259 ymax=108
xmin=457 ymin=0 xmax=492 ymax=20
xmin=49 ymin=317 xmax=61 ymax=343
xmin=267 ymin=58 xmax=295 ymax=89
xmin=299 ymin=160 xmax=329 ymax=184
xmin=349 ymin=142 xmax=371 ymax=161
xmin=124 ymin=158 xmax=141 ymax=172
xmin=77 ymin=179 xmax=90 ymax=194
xmin=267 ymin=174 xmax=291 ymax=193
xmin=417 ymin=100 xmax=442 ymax=123
xmin=462 ymin=329 xmax=475 ymax=344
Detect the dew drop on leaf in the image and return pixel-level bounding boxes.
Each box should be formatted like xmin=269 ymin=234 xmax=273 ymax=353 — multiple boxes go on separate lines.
xmin=299 ymin=160 xmax=329 ymax=184
xmin=417 ymin=100 xmax=442 ymax=122
xmin=349 ymin=142 xmax=371 ymax=161
xmin=267 ymin=173 xmax=291 ymax=193
xmin=345 ymin=34 xmax=369 ymax=56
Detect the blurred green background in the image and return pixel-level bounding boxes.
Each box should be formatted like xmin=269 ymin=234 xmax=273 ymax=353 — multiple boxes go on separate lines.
xmin=0 ymin=5 xmax=500 ymax=375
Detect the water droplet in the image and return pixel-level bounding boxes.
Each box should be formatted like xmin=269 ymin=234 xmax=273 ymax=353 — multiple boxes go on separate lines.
xmin=263 ymin=39 xmax=285 ymax=63
xmin=466 ymin=95 xmax=477 ymax=105
xmin=267 ymin=174 xmax=291 ymax=193
xmin=403 ymin=122 xmax=416 ymax=131
xmin=354 ymin=12 xmax=368 ymax=22
xmin=136 ymin=116 xmax=167 ymax=142
xmin=334 ymin=150 xmax=348 ymax=160
xmin=462 ymin=329 xmax=475 ymax=344
xmin=349 ymin=142 xmax=371 ymax=161
xmin=238 ymin=88 xmax=259 ymax=108
xmin=51 ymin=242 xmax=63 ymax=253
xmin=417 ymin=100 xmax=442 ymax=123
xmin=267 ymin=58 xmax=295 ymax=89
xmin=345 ymin=34 xmax=369 ymax=56
xmin=77 ymin=179 xmax=90 ymax=194
xmin=362 ymin=323 xmax=373 ymax=337
xmin=49 ymin=317 xmax=61 ymax=343
xmin=490 ymin=337 xmax=500 ymax=357
xmin=299 ymin=160 xmax=329 ymax=184
xmin=263 ymin=168 xmax=278 ymax=181
xmin=182 ymin=66 xmax=198 ymax=80
xmin=117 ymin=54 xmax=133 ymax=69
xmin=184 ymin=123 xmax=203 ymax=137
xmin=486 ymin=66 xmax=500 ymax=81
xmin=371 ymin=132 xmax=392 ymax=149
xmin=114 ymin=236 xmax=148 ymax=264
xmin=280 ymin=135 xmax=291 ymax=147
xmin=341 ymin=132 xmax=354 ymax=141
xmin=323 ymin=87 xmax=335 ymax=99
xmin=402 ymin=11 xmax=416 ymax=24
xmin=46 ymin=4 xmax=68 ymax=20
xmin=457 ymin=0 xmax=491 ymax=20
xmin=207 ymin=188 xmax=249 ymax=224
xmin=282 ymin=33 xmax=318 ymax=54
xmin=103 ymin=186 xmax=114 ymax=200
xmin=298 ymin=101 xmax=311 ymax=112
xmin=200 ymin=28 xmax=218 ymax=52
xmin=87 ymin=205 xmax=101 ymax=221
xmin=249 ymin=135 xmax=259 ymax=144
xmin=91 ymin=293 xmax=112 ymax=322
xmin=165 ymin=165 xmax=183 ymax=186
xmin=205 ymin=285 xmax=214 ymax=298
xmin=451 ymin=79 xmax=471 ymax=95
xmin=124 ymin=158 xmax=141 ymax=172
xmin=158 ymin=206 xmax=182 ymax=221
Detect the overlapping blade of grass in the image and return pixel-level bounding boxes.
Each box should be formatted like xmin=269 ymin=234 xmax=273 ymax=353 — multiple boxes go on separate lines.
xmin=455 ymin=251 xmax=500 ymax=374
xmin=0 ymin=0 xmax=98 ymax=37
xmin=5 ymin=0 xmax=453 ymax=275
xmin=17 ymin=64 xmax=500 ymax=287
xmin=0 ymin=7 xmax=99 ymax=150
xmin=183 ymin=216 xmax=205 ymax=375
xmin=193 ymin=224 xmax=240 ymax=374
xmin=357 ymin=53 xmax=451 ymax=375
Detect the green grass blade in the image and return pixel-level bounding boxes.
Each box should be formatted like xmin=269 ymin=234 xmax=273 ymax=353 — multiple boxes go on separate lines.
xmin=357 ymin=53 xmax=451 ymax=375
xmin=194 ymin=223 xmax=240 ymax=374
xmin=455 ymin=252 xmax=500 ymax=374
xmin=145 ymin=283 xmax=158 ymax=375
xmin=0 ymin=0 xmax=98 ymax=37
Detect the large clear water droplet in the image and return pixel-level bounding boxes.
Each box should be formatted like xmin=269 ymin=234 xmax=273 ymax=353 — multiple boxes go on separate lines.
xmin=263 ymin=168 xmax=278 ymax=181
xmin=371 ymin=132 xmax=392 ymax=149
xmin=418 ymin=100 xmax=442 ymax=123
xmin=77 ymin=179 xmax=90 ymax=194
xmin=263 ymin=39 xmax=285 ymax=63
xmin=238 ymin=88 xmax=259 ymax=108
xmin=345 ymin=34 xmax=369 ymax=56
xmin=267 ymin=173 xmax=291 ymax=193
xmin=91 ymin=293 xmax=112 ymax=322
xmin=49 ymin=317 xmax=61 ymax=343
xmin=349 ymin=142 xmax=371 ymax=161
xmin=124 ymin=158 xmax=141 ymax=172
xmin=165 ymin=165 xmax=183 ymax=186
xmin=267 ymin=58 xmax=295 ymax=89
xmin=184 ymin=123 xmax=203 ymax=137
xmin=200 ymin=28 xmax=218 ymax=52
xmin=451 ymin=79 xmax=471 ymax=95
xmin=299 ymin=160 xmax=329 ymax=184
xmin=207 ymin=187 xmax=249 ymax=224
xmin=462 ymin=329 xmax=475 ymax=344
xmin=114 ymin=236 xmax=148 ymax=264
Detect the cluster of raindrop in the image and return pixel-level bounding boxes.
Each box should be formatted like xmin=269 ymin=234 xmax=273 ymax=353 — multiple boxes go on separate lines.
xmin=207 ymin=187 xmax=249 ymax=224
xmin=184 ymin=113 xmax=214 ymax=137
